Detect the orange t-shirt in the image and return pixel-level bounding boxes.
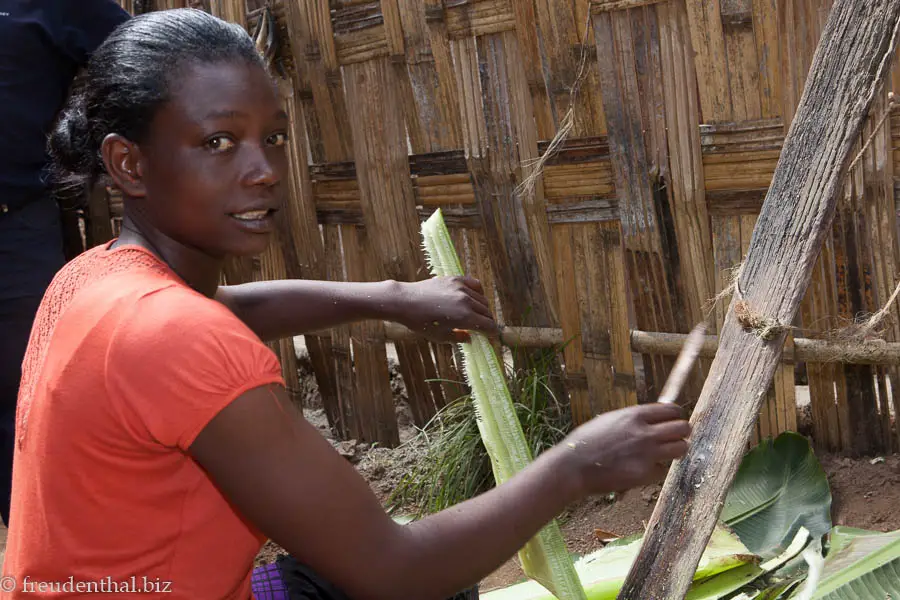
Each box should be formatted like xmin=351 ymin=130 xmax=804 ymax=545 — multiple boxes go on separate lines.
xmin=2 ymin=243 xmax=285 ymax=599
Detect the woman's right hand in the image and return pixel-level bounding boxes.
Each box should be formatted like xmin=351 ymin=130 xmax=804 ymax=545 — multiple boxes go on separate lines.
xmin=552 ymin=402 xmax=692 ymax=498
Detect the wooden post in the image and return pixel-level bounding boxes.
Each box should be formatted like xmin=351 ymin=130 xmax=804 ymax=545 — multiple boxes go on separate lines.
xmin=592 ymin=4 xmax=692 ymax=403
xmin=617 ymin=1 xmax=900 ymax=598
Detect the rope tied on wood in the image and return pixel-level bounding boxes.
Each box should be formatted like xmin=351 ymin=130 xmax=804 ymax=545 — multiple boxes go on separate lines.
xmin=732 ymin=278 xmax=791 ymax=341
xmin=708 ymin=260 xmax=900 ymax=343
xmin=707 ymin=263 xmax=794 ymax=341
xmin=706 ymin=84 xmax=900 ymax=343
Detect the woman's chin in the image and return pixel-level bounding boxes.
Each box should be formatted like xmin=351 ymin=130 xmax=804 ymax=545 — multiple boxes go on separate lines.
xmin=224 ymin=232 xmax=274 ymax=259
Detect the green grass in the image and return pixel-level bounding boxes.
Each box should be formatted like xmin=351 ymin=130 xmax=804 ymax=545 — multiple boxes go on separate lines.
xmin=388 ymin=348 xmax=573 ymax=519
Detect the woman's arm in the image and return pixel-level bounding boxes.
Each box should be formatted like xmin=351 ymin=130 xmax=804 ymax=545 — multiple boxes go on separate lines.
xmin=189 ymin=384 xmax=690 ymax=600
xmin=215 ymin=276 xmax=497 ymax=343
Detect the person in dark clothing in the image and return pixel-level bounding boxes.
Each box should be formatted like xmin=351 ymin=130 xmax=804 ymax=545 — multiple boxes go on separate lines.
xmin=0 ymin=0 xmax=131 ymax=526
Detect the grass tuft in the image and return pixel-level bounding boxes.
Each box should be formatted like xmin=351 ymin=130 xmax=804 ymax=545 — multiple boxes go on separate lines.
xmin=388 ymin=348 xmax=573 ymax=519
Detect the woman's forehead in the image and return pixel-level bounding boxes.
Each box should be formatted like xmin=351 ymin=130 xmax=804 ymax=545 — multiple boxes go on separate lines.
xmin=163 ymin=61 xmax=281 ymax=124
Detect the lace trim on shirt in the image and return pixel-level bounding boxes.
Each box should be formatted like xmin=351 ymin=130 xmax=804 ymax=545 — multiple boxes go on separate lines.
xmin=17 ymin=246 xmax=171 ymax=448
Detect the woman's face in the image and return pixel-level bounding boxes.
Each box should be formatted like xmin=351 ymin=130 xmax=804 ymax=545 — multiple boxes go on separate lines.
xmin=136 ymin=60 xmax=289 ymax=258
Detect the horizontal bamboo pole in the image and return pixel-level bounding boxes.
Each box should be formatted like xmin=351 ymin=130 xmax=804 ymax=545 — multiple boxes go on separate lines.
xmin=303 ymin=323 xmax=900 ymax=365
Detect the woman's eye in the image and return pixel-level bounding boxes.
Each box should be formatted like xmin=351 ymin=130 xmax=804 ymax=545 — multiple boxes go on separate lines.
xmin=206 ymin=135 xmax=235 ymax=153
xmin=267 ymin=132 xmax=289 ymax=147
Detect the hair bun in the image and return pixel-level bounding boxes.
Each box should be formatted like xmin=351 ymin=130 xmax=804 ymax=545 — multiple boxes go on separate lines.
xmin=46 ymin=84 xmax=100 ymax=203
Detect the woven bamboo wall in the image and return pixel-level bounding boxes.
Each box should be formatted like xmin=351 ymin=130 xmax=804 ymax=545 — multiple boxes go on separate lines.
xmin=90 ymin=0 xmax=900 ymax=456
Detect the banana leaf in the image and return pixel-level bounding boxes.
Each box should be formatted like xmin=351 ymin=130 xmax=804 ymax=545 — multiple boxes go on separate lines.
xmin=482 ymin=525 xmax=756 ymax=600
xmin=685 ymin=526 xmax=811 ymax=600
xmin=721 ymin=433 xmax=832 ymax=559
xmin=793 ymin=527 xmax=900 ymax=599
xmin=481 ymin=432 xmax=831 ymax=599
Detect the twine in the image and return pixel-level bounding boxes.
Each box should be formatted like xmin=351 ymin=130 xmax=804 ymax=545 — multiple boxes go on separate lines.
xmin=847 ymin=92 xmax=896 ymax=174
xmin=707 ymin=260 xmax=900 ymax=344
xmin=705 ymin=41 xmax=900 ymax=343
xmin=515 ymin=4 xmax=595 ymax=199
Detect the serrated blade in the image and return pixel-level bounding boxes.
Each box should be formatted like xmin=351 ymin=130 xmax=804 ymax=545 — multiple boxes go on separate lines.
xmin=657 ymin=323 xmax=707 ymax=405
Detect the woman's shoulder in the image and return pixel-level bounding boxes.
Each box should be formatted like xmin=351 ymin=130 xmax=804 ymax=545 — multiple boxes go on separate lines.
xmin=60 ymin=243 xmax=260 ymax=351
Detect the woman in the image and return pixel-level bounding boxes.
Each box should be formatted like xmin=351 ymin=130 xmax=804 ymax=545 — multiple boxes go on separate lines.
xmin=2 ymin=9 xmax=691 ymax=600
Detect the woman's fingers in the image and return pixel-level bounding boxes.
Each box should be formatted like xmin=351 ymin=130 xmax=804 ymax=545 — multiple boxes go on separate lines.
xmin=654 ymin=440 xmax=689 ymax=463
xmin=651 ymin=419 xmax=692 ymax=442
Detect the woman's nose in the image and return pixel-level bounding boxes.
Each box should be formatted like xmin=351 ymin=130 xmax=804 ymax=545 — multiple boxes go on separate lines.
xmin=242 ymin=145 xmax=280 ymax=187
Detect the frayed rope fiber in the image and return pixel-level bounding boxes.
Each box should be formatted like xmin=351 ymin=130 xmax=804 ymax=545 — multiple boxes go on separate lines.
xmin=709 ymin=261 xmax=900 ymax=343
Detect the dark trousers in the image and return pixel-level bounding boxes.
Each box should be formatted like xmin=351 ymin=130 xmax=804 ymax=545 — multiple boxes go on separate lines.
xmin=0 ymin=197 xmax=66 ymax=526
xmin=273 ymin=555 xmax=479 ymax=599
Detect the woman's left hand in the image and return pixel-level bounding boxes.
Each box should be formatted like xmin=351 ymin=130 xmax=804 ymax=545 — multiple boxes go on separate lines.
xmin=396 ymin=276 xmax=498 ymax=343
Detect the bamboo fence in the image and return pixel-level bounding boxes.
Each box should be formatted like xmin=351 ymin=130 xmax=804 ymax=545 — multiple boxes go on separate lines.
xmin=84 ymin=0 xmax=900 ymax=456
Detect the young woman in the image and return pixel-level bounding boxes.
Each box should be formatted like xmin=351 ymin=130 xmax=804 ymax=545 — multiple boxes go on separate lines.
xmin=2 ymin=9 xmax=691 ymax=600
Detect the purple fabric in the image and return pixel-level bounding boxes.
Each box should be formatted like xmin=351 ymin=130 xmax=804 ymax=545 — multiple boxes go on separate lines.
xmin=251 ymin=562 xmax=290 ymax=600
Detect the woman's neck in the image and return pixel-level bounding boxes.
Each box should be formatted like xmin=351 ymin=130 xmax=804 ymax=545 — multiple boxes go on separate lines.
xmin=113 ymin=212 xmax=224 ymax=298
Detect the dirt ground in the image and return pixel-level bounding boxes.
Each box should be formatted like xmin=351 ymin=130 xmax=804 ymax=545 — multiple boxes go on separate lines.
xmin=298 ymin=403 xmax=900 ymax=592
xmin=2 ymin=358 xmax=899 ymax=594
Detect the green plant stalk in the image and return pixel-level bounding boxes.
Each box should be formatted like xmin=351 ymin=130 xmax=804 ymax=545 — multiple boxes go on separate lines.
xmin=421 ymin=208 xmax=587 ymax=600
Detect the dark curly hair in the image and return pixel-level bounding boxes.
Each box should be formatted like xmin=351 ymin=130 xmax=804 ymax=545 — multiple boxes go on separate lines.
xmin=47 ymin=8 xmax=264 ymax=204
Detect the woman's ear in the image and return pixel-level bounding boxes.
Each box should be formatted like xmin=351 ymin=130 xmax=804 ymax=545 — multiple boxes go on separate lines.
xmin=101 ymin=133 xmax=146 ymax=198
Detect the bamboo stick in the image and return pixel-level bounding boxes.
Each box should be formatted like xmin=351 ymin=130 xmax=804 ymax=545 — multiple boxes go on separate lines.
xmin=617 ymin=1 xmax=900 ymax=597
xmin=301 ymin=324 xmax=900 ymax=366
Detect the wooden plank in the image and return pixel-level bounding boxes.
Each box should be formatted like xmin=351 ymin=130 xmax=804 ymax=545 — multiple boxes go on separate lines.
xmin=445 ymin=0 xmax=516 ymax=39
xmin=257 ymin=230 xmax=301 ymax=400
xmin=722 ymin=0 xmax=763 ymax=121
xmin=324 ymin=225 xmax=359 ymax=440
xmin=510 ymin=0 xmax=555 ymax=140
xmin=574 ymin=225 xmax=616 ymax=413
xmin=592 ymin=0 xmax=666 ymax=11
xmin=865 ymin=89 xmax=900 ymax=450
xmin=208 ymin=0 xmax=246 ymax=28
xmin=619 ymin=2 xmax=900 ymax=595
xmin=703 ymin=149 xmax=780 ymax=190
xmin=277 ymin=80 xmax=344 ymax=433
xmin=456 ymin=33 xmax=559 ymax=329
xmin=395 ymin=0 xmax=463 ymax=152
xmin=706 ymin=189 xmax=767 ymax=215
xmin=751 ymin=0 xmax=783 ymax=118
xmin=836 ymin=162 xmax=883 ymax=454
xmin=712 ymin=215 xmax=742 ymax=333
xmin=780 ymin=0 xmax=873 ymax=455
xmin=289 ymin=0 xmax=354 ymax=162
xmin=846 ymin=87 xmax=898 ymax=454
xmin=392 ymin=0 xmax=471 ymax=406
xmin=684 ymin=0 xmax=732 ymax=121
xmin=602 ymin=222 xmax=639 ymax=410
xmin=343 ymin=56 xmax=448 ymax=427
xmin=658 ymin=0 xmax=715 ymax=335
xmin=501 ymin=29 xmax=561 ymax=323
xmin=344 ymin=225 xmax=400 ymax=447
xmin=553 ymin=225 xmax=591 ymax=422
xmin=523 ymin=0 xmax=601 ymax=138
xmin=800 ymin=241 xmax=842 ymax=451
xmin=593 ymin=8 xmax=684 ymax=401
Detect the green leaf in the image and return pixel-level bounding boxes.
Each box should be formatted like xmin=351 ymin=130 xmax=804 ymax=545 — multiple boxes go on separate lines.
xmin=421 ymin=209 xmax=586 ymax=600
xmin=722 ymin=433 xmax=832 ymax=558
xmin=685 ymin=564 xmax=765 ymax=600
xmin=482 ymin=525 xmax=756 ymax=600
xmin=797 ymin=528 xmax=900 ymax=599
xmin=685 ymin=526 xmax=811 ymax=600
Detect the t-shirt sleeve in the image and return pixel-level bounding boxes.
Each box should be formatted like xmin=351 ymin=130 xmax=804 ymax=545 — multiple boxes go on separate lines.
xmin=105 ymin=286 xmax=285 ymax=450
xmin=50 ymin=0 xmax=131 ymax=65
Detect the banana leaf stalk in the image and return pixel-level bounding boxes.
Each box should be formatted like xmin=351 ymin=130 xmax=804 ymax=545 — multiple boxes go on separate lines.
xmin=420 ymin=209 xmax=587 ymax=600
